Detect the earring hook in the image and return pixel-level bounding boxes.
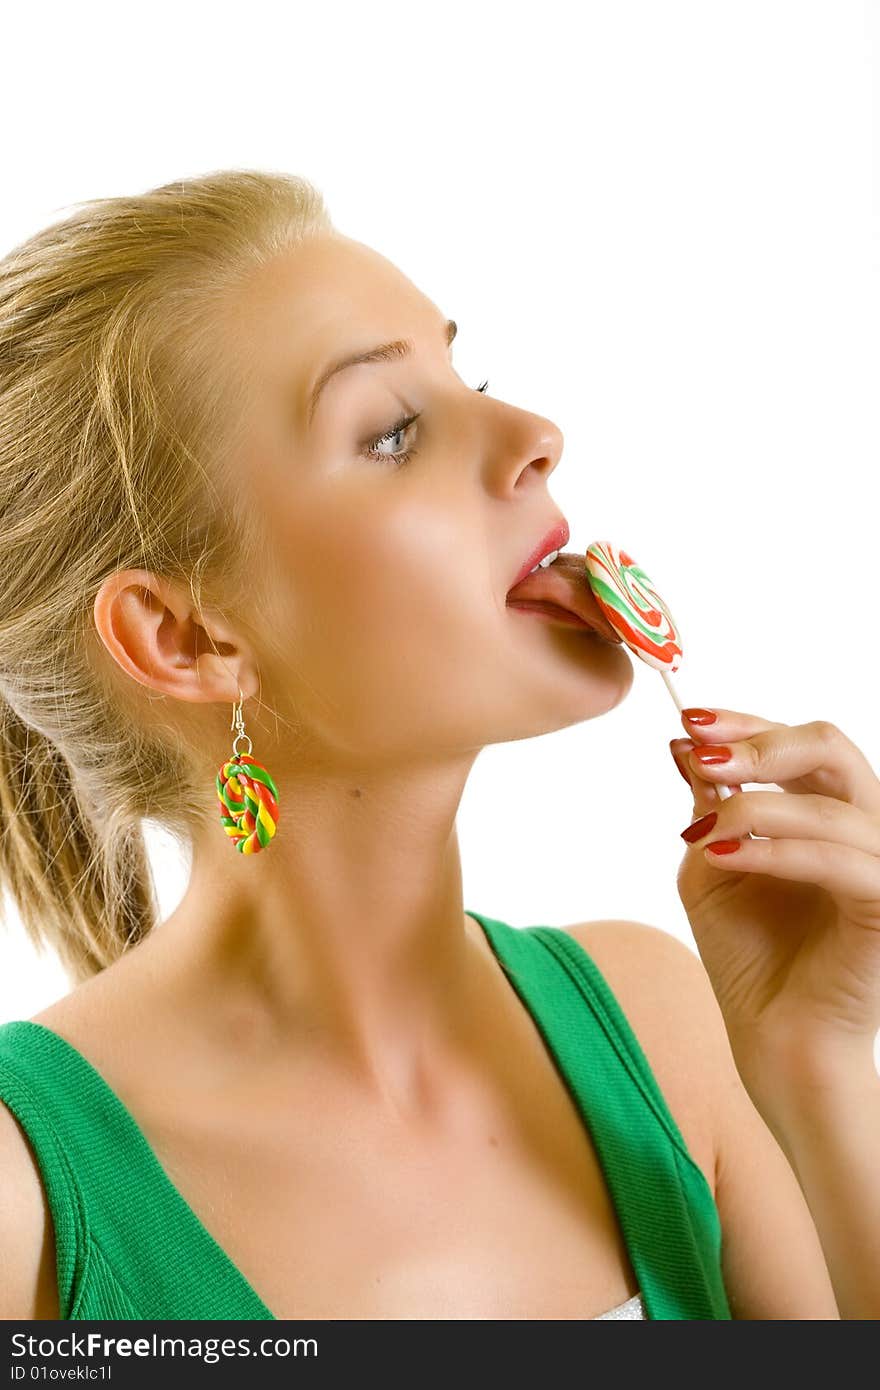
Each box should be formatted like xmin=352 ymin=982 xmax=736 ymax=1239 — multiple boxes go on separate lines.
xmin=230 ymin=685 xmax=244 ymax=730
xmin=230 ymin=685 xmax=252 ymax=757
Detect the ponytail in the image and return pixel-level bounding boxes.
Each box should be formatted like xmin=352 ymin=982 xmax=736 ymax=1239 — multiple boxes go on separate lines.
xmin=0 ymin=693 xmax=155 ymax=984
xmin=0 ymin=169 xmax=333 ymax=983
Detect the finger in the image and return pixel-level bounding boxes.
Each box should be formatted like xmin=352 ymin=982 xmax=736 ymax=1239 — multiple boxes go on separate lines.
xmin=680 ymin=712 xmax=880 ymax=815
xmin=684 ymin=833 xmax=880 ymax=918
xmin=670 ymin=738 xmax=714 ymax=815
xmin=669 ymin=738 xmax=695 ymax=787
xmin=679 ymin=788 xmax=880 ymax=858
xmin=670 ymin=739 xmax=741 ymax=818
xmin=680 ymin=706 xmax=788 ymax=741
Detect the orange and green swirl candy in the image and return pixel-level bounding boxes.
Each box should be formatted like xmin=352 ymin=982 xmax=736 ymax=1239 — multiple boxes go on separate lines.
xmin=584 ymin=541 xmax=683 ymax=673
xmin=216 ymin=754 xmax=280 ymax=853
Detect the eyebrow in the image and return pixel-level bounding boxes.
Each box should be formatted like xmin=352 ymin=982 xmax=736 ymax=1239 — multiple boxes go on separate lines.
xmin=306 ymin=317 xmax=458 ymax=426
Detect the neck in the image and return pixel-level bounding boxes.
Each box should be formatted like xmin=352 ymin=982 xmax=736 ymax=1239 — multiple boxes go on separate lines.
xmin=146 ymin=753 xmax=490 ymax=1098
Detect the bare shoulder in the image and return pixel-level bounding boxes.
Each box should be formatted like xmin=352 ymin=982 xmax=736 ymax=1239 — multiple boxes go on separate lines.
xmin=0 ymin=1098 xmax=60 ymax=1318
xmin=560 ymin=918 xmax=716 ymax=1036
xmin=27 ymin=942 xmax=160 ymax=1079
xmin=562 ymin=919 xmax=840 ymax=1318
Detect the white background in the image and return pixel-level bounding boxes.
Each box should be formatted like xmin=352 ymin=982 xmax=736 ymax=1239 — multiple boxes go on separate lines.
xmin=1 ymin=1 xmax=877 ymax=1076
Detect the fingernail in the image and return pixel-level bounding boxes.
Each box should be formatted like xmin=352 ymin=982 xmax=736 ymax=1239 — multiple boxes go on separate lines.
xmin=682 ymin=708 xmax=718 ymax=725
xmin=692 ymin=745 xmax=733 ymax=765
xmin=680 ymin=811 xmax=718 ymax=843
xmin=669 ymin=740 xmax=694 ymax=786
xmin=706 ymin=839 xmax=742 ymax=855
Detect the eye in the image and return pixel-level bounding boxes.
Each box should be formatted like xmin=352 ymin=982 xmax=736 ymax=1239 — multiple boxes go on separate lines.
xmin=361 ymin=412 xmax=420 ymax=467
xmin=361 ymin=379 xmax=490 ymax=467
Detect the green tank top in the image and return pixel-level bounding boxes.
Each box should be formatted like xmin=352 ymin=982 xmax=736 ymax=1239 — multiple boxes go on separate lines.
xmin=0 ymin=910 xmax=732 ymax=1320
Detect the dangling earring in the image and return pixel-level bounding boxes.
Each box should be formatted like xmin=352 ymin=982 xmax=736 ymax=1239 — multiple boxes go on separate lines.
xmin=215 ymin=686 xmax=280 ymax=854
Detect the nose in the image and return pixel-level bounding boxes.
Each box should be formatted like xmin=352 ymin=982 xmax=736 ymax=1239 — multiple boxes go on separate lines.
xmin=493 ymin=406 xmax=565 ymax=493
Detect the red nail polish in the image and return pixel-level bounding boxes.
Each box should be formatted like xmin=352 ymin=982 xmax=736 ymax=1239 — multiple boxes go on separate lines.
xmin=706 ymin=839 xmax=741 ymax=855
xmin=669 ymin=740 xmax=694 ymax=787
xmin=681 ymin=812 xmax=717 ymax=843
xmin=692 ymin=745 xmax=732 ymax=765
xmin=682 ymin=708 xmax=717 ymax=725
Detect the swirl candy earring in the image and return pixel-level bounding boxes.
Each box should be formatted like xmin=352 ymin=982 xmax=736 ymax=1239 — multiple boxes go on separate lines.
xmin=215 ymin=688 xmax=280 ymax=854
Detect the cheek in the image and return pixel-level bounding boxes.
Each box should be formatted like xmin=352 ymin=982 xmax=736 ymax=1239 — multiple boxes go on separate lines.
xmin=315 ymin=504 xmax=496 ymax=671
xmin=273 ymin=501 xmax=505 ymax=746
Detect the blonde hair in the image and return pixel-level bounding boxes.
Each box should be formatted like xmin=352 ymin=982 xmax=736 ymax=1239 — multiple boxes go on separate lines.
xmin=0 ymin=168 xmax=335 ymax=985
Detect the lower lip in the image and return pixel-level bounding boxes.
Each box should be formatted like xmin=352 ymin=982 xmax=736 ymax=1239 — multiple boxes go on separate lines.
xmin=506 ymin=600 xmax=604 ymax=632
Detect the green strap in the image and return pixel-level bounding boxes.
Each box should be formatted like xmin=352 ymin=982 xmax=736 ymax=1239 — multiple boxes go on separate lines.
xmin=470 ymin=912 xmax=732 ymax=1320
xmin=0 ymin=1020 xmax=271 ymax=1319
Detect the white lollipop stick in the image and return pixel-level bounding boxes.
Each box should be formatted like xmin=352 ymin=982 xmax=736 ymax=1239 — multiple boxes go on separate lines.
xmin=659 ymin=668 xmax=737 ymax=803
xmin=584 ymin=541 xmax=739 ymax=803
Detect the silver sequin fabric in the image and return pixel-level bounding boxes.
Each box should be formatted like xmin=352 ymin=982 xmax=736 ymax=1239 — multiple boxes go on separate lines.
xmin=593 ymin=1292 xmax=646 ymax=1320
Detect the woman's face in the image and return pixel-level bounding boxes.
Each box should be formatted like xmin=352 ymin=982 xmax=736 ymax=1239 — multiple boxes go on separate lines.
xmin=225 ymin=233 xmax=633 ymax=766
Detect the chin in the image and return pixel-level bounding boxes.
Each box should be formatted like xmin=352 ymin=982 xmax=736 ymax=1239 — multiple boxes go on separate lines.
xmin=541 ymin=642 xmax=634 ymax=717
xmin=495 ymin=662 xmax=634 ymax=744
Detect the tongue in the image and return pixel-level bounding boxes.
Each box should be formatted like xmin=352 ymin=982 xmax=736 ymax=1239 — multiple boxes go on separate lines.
xmin=506 ymin=552 xmax=623 ymax=643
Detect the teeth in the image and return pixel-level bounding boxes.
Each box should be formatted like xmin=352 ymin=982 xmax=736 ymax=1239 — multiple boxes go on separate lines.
xmin=529 ymin=548 xmax=559 ymax=574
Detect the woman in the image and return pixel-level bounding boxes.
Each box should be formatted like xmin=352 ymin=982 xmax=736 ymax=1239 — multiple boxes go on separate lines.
xmin=0 ymin=170 xmax=877 ymax=1320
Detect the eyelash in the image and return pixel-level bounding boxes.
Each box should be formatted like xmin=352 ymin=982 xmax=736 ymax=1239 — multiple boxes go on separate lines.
xmin=362 ymin=378 xmax=490 ymax=467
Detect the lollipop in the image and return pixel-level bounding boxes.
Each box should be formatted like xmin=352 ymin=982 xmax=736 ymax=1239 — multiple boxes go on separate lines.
xmin=584 ymin=541 xmax=738 ymax=804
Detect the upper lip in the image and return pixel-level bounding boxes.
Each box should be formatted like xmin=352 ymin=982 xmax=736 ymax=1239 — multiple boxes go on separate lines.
xmin=507 ymin=517 xmax=571 ymax=592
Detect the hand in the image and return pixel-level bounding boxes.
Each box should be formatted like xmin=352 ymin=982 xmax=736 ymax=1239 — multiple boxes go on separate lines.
xmin=669 ymin=709 xmax=880 ymax=1100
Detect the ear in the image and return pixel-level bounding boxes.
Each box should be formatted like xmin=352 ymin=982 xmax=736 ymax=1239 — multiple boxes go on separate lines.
xmin=92 ymin=569 xmax=258 ymax=706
